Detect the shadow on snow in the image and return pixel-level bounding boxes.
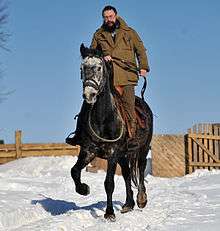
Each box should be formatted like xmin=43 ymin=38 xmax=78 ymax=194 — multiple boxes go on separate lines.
xmin=31 ymin=197 xmax=123 ymax=218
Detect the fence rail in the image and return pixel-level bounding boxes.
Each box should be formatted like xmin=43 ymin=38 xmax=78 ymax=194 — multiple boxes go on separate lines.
xmin=0 ymin=130 xmax=80 ymax=164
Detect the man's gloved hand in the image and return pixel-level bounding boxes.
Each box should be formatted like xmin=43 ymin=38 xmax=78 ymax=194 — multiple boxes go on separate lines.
xmin=139 ymin=69 xmax=147 ymax=77
xmin=104 ymin=55 xmax=112 ymax=62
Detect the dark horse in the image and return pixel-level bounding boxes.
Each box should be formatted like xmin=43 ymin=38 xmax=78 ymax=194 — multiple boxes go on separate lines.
xmin=70 ymin=44 xmax=153 ymax=221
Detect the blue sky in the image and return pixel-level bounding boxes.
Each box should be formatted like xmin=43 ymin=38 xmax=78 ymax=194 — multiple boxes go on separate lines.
xmin=1 ymin=0 xmax=220 ymax=143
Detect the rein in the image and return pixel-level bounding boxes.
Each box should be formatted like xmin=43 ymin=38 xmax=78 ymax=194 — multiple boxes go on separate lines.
xmin=88 ymin=104 xmax=125 ymax=143
xmin=112 ymin=57 xmax=147 ymax=101
xmin=83 ymin=58 xmax=125 ymax=143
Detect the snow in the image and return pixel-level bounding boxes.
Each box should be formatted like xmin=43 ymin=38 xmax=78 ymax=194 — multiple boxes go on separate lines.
xmin=0 ymin=156 xmax=220 ymax=231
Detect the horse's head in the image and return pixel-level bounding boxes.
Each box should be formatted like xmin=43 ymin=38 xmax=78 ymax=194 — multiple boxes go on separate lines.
xmin=80 ymin=43 xmax=105 ymax=104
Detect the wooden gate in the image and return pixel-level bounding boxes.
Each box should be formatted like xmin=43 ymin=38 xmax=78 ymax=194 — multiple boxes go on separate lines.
xmin=187 ymin=123 xmax=220 ymax=173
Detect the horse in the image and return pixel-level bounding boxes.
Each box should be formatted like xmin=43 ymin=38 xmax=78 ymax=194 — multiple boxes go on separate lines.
xmin=69 ymin=44 xmax=153 ymax=221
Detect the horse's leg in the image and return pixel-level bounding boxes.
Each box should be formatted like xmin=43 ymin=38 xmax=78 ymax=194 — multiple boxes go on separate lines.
xmin=118 ymin=156 xmax=135 ymax=213
xmin=71 ymin=148 xmax=95 ymax=196
xmin=104 ymin=157 xmax=117 ymax=221
xmin=136 ymin=146 xmax=149 ymax=208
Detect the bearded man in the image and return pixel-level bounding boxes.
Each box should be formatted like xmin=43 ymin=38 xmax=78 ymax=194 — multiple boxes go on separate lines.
xmin=67 ymin=5 xmax=150 ymax=149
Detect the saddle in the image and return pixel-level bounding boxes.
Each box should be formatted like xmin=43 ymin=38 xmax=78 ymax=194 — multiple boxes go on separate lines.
xmin=114 ymin=92 xmax=148 ymax=138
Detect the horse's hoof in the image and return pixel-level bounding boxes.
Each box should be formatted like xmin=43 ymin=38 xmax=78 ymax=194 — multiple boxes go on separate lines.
xmin=137 ymin=192 xmax=148 ymax=208
xmin=104 ymin=213 xmax=116 ymax=222
xmin=76 ymin=183 xmax=90 ymax=196
xmin=121 ymin=205 xmax=134 ymax=214
xmin=137 ymin=200 xmax=147 ymax=208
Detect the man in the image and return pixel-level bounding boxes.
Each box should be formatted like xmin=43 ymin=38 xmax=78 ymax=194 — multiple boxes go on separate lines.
xmin=67 ymin=5 xmax=150 ymax=148
xmin=91 ymin=5 xmax=150 ymax=148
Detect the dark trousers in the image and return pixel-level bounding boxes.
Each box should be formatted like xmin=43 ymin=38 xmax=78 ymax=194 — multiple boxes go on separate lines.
xmin=117 ymin=85 xmax=136 ymax=137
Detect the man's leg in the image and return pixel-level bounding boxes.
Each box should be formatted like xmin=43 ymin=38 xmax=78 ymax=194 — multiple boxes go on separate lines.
xmin=121 ymin=85 xmax=139 ymax=150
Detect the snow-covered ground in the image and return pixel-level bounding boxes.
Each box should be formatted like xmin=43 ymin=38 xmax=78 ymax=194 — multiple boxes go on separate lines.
xmin=0 ymin=156 xmax=220 ymax=231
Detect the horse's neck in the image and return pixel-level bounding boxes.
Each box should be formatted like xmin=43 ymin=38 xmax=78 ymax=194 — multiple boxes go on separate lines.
xmin=89 ymin=70 xmax=121 ymax=140
xmin=95 ymin=79 xmax=115 ymax=123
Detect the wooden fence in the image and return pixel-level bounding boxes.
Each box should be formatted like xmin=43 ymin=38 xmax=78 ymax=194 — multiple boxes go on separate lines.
xmin=2 ymin=125 xmax=220 ymax=177
xmin=0 ymin=130 xmax=80 ymax=164
xmin=186 ymin=123 xmax=220 ymax=173
xmin=0 ymin=130 xmax=122 ymax=174
xmin=151 ymin=123 xmax=220 ymax=177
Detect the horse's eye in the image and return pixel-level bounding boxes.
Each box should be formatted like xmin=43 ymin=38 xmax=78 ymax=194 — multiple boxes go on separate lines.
xmin=98 ymin=67 xmax=101 ymax=71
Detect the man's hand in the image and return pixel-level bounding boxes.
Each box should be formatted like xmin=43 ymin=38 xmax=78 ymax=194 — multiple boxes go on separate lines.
xmin=139 ymin=69 xmax=147 ymax=77
xmin=104 ymin=55 xmax=112 ymax=62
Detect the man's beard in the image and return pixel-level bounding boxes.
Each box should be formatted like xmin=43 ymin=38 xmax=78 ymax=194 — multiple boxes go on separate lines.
xmin=103 ymin=19 xmax=120 ymax=33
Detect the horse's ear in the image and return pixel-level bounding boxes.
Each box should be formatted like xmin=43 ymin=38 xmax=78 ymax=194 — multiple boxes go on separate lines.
xmin=80 ymin=43 xmax=87 ymax=58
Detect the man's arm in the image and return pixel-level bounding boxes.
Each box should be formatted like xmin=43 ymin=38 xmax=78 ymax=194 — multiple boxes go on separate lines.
xmin=130 ymin=29 xmax=150 ymax=74
xmin=90 ymin=34 xmax=98 ymax=49
xmin=90 ymin=33 xmax=112 ymax=62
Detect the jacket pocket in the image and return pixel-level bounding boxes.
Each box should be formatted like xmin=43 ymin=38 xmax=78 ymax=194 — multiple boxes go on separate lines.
xmin=122 ymin=34 xmax=132 ymax=50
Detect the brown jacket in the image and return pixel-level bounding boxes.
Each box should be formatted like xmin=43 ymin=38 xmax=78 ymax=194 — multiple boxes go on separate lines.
xmin=90 ymin=16 xmax=150 ymax=86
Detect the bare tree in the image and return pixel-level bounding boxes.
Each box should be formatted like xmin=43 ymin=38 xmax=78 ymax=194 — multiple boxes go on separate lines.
xmin=0 ymin=0 xmax=10 ymax=103
xmin=0 ymin=0 xmax=8 ymax=50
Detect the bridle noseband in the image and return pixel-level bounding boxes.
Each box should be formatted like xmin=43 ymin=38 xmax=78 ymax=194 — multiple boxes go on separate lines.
xmin=83 ymin=79 xmax=99 ymax=91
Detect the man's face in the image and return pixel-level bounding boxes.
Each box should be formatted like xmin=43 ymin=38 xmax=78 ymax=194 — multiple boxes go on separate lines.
xmin=103 ymin=10 xmax=117 ymax=27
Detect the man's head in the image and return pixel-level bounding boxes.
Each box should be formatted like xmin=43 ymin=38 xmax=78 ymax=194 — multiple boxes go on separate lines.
xmin=102 ymin=5 xmax=118 ymax=29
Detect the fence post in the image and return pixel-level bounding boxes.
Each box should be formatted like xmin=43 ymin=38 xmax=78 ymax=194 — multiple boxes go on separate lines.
xmin=187 ymin=128 xmax=193 ymax=174
xmin=15 ymin=130 xmax=22 ymax=159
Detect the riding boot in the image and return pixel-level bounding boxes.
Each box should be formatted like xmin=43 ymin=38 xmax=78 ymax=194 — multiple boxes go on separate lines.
xmin=127 ymin=120 xmax=139 ymax=152
xmin=65 ymin=121 xmax=82 ymax=146
xmin=65 ymin=101 xmax=88 ymax=146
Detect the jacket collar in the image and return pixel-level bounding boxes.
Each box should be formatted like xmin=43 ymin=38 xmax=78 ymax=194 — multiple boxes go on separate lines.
xmin=98 ymin=16 xmax=130 ymax=48
xmin=116 ymin=16 xmax=130 ymax=31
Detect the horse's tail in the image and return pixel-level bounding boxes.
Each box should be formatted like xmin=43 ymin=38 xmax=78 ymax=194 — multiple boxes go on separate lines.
xmin=128 ymin=150 xmax=139 ymax=187
xmin=128 ymin=139 xmax=152 ymax=188
xmin=128 ymin=115 xmax=153 ymax=187
xmin=127 ymin=97 xmax=153 ymax=187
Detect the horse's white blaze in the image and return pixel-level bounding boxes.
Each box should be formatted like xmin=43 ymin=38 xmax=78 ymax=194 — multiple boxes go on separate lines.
xmin=84 ymin=86 xmax=97 ymax=104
